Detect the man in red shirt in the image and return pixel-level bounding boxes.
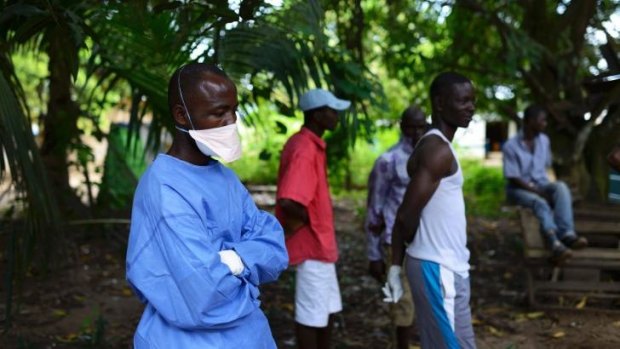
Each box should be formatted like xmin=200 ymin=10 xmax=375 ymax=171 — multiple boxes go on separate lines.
xmin=276 ymin=88 xmax=350 ymax=349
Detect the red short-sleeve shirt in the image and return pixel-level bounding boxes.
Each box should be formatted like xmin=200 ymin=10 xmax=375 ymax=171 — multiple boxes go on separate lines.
xmin=276 ymin=127 xmax=338 ymax=265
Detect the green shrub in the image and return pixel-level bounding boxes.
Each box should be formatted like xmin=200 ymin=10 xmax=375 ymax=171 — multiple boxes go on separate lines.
xmin=97 ymin=124 xmax=147 ymax=211
xmin=231 ymin=115 xmax=507 ymax=220
xmin=328 ymin=127 xmax=400 ymax=190
xmin=461 ymin=158 xmax=507 ymax=218
xmin=229 ymin=100 xmax=302 ymax=184
xmin=231 ymin=102 xmax=402 ymax=188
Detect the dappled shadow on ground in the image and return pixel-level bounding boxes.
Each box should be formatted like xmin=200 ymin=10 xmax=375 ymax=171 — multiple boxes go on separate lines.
xmin=2 ymin=196 xmax=620 ymax=348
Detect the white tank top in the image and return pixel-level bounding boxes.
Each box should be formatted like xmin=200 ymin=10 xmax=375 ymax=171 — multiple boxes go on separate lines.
xmin=405 ymin=129 xmax=470 ymax=277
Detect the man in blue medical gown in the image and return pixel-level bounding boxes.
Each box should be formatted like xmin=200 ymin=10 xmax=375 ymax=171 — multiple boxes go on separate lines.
xmin=126 ymin=63 xmax=288 ymax=348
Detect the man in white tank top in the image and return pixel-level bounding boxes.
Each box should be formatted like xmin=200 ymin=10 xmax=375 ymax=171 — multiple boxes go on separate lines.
xmin=385 ymin=72 xmax=477 ymax=349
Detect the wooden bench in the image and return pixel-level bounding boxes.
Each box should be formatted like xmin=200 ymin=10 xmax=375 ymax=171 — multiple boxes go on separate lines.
xmin=518 ymin=207 xmax=620 ymax=309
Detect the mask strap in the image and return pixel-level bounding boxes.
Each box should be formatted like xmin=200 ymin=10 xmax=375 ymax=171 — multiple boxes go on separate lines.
xmin=177 ymin=65 xmax=196 ymax=130
xmin=175 ymin=125 xmax=189 ymax=133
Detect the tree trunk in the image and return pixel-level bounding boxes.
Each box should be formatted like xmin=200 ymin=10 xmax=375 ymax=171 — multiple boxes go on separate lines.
xmin=40 ymin=27 xmax=87 ymax=217
xmin=520 ymin=0 xmax=607 ymax=201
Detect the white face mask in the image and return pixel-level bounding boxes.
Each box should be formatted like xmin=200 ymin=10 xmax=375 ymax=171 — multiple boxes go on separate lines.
xmin=176 ymin=66 xmax=242 ymax=163
xmin=176 ymin=124 xmax=242 ymax=163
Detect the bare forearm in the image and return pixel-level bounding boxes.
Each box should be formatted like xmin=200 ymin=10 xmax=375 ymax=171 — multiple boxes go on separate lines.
xmin=278 ymin=199 xmax=307 ymax=221
xmin=391 ymin=211 xmax=419 ymax=267
xmin=509 ymin=177 xmax=543 ymax=195
xmin=277 ymin=199 xmax=308 ymax=234
xmin=391 ymin=226 xmax=406 ymax=268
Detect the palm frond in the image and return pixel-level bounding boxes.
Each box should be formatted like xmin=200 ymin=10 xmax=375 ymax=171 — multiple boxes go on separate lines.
xmin=219 ymin=0 xmax=384 ymax=149
xmin=0 ymin=69 xmax=60 ymax=241
xmin=0 ymin=69 xmax=60 ymax=324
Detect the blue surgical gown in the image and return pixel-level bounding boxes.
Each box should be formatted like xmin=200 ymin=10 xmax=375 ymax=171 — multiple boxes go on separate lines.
xmin=126 ymin=154 xmax=288 ymax=348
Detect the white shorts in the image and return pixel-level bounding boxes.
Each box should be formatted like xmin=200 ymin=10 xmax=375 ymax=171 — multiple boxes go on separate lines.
xmin=294 ymin=260 xmax=342 ymax=327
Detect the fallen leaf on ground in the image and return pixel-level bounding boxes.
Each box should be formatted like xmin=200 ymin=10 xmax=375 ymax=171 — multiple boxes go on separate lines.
xmin=482 ymin=307 xmax=508 ymax=315
xmin=282 ymin=303 xmax=294 ymax=312
xmin=575 ymin=296 xmax=587 ymax=309
xmin=551 ymin=331 xmax=565 ymax=338
xmin=526 ymin=311 xmax=545 ymax=319
xmin=487 ymin=325 xmax=504 ymax=337
xmin=55 ymin=333 xmax=78 ymax=343
xmin=52 ymin=309 xmax=68 ymax=317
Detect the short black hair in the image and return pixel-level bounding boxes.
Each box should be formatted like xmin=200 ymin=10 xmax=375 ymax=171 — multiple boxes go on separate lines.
xmin=167 ymin=63 xmax=230 ymax=114
xmin=523 ymin=104 xmax=546 ymax=124
xmin=429 ymin=72 xmax=472 ymax=101
xmin=401 ymin=105 xmax=423 ymax=121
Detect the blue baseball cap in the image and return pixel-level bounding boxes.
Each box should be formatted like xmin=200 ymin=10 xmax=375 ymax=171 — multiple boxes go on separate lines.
xmin=299 ymin=88 xmax=351 ymax=112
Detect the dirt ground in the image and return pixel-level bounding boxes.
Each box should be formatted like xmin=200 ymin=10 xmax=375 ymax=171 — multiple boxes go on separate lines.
xmin=2 ymin=195 xmax=620 ymax=349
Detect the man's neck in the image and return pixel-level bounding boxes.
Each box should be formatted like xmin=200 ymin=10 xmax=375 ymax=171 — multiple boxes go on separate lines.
xmin=523 ymin=128 xmax=537 ymax=140
xmin=431 ymin=119 xmax=456 ymax=141
xmin=304 ymin=123 xmax=325 ymax=138
xmin=167 ymin=134 xmax=212 ymax=165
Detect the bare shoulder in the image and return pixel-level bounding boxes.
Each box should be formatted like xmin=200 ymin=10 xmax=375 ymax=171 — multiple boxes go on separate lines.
xmin=408 ymin=135 xmax=454 ymax=179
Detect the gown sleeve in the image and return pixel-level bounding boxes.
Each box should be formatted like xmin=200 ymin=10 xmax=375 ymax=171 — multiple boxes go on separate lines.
xmin=224 ymin=187 xmax=289 ymax=287
xmin=126 ymin=184 xmax=262 ymax=330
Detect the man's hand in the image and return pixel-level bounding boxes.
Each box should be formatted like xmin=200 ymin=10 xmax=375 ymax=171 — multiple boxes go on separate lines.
xmin=382 ymin=265 xmax=403 ymax=303
xmin=367 ymin=221 xmax=385 ymax=236
xmin=531 ymin=185 xmax=553 ymax=204
xmin=368 ymin=260 xmax=386 ymax=283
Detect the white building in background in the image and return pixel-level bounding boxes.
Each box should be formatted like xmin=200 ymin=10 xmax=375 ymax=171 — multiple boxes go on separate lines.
xmin=453 ymin=115 xmax=487 ymax=158
xmin=452 ymin=115 xmax=518 ymax=160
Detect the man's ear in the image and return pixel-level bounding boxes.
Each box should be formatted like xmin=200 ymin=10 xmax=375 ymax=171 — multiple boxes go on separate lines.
xmin=432 ymin=95 xmax=443 ymax=113
xmin=173 ymin=104 xmax=188 ymax=127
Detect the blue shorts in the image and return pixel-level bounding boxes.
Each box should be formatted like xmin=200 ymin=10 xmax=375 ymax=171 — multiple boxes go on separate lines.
xmin=405 ymin=257 xmax=476 ymax=349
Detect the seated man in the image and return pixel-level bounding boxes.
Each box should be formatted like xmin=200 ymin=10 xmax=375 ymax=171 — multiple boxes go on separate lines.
xmin=502 ymin=104 xmax=587 ymax=264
